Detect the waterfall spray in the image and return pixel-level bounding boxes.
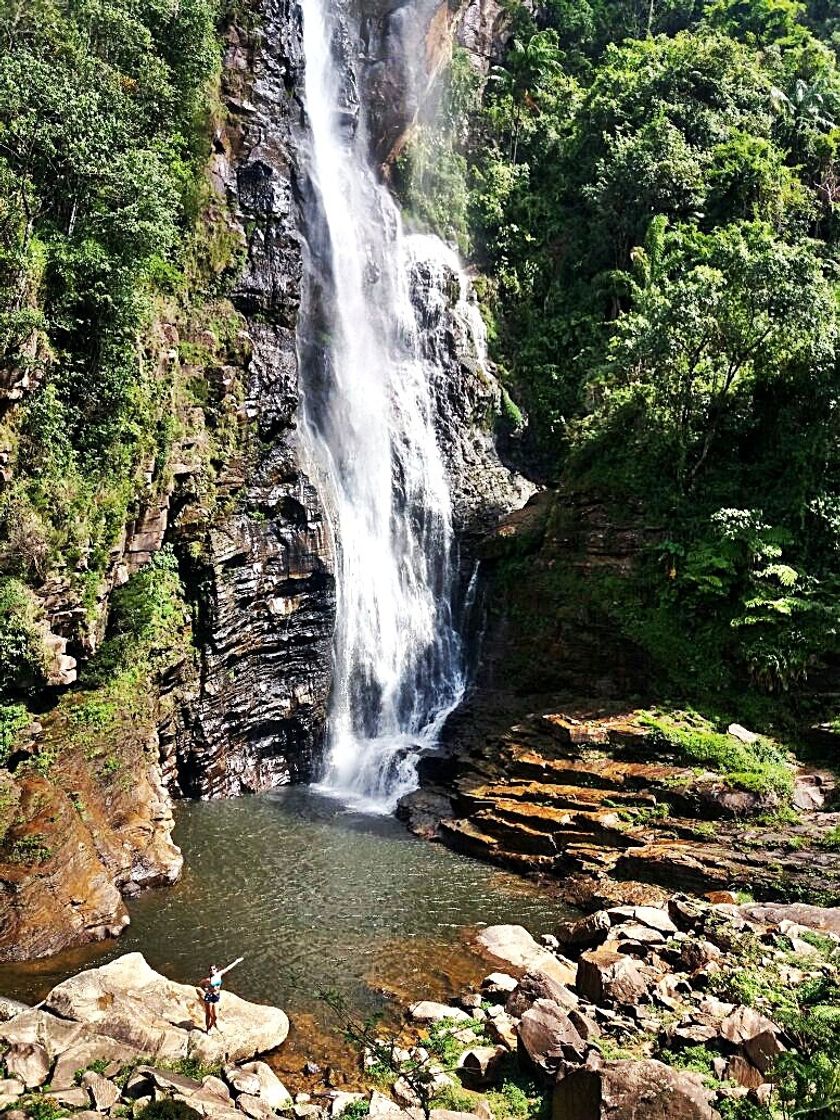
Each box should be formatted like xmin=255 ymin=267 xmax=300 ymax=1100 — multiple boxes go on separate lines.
xmin=297 ymin=0 xmax=465 ymax=812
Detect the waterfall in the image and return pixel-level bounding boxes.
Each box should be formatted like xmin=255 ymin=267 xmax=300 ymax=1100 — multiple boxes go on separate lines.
xmin=297 ymin=0 xmax=466 ymax=813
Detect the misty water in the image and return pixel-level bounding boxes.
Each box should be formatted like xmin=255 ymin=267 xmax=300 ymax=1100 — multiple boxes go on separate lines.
xmin=0 ymin=789 xmax=572 ymax=1063
xmin=297 ymin=0 xmax=469 ymax=811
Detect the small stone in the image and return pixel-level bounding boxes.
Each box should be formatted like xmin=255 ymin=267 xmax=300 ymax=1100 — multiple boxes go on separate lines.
xmin=239 ymin=1061 xmax=293 ymax=1110
xmin=45 ymin=1087 xmax=90 ymax=1108
xmin=0 ymin=1081 xmax=23 ymax=1100
xmin=481 ymin=974 xmax=518 ymax=996
xmin=457 ymin=1046 xmax=505 ymax=1089
xmin=745 ymin=1029 xmax=786 ymax=1073
xmin=304 ymin=1061 xmax=322 ymax=1077
xmin=80 ymin=1071 xmax=120 ymax=1111
xmin=607 ymin=906 xmax=677 ymax=935
xmin=226 ymin=1067 xmax=262 ymax=1096
xmin=576 ymin=949 xmax=649 ymax=1008
xmin=518 ymin=999 xmax=586 ymax=1078
xmin=409 ymin=1002 xmax=471 ymax=1024
xmin=721 ymin=1007 xmax=780 ymax=1046
xmin=484 ymin=1013 xmax=518 ymax=1052
xmin=240 ymin=1095 xmax=277 ymax=1120
xmin=556 ymin=911 xmax=611 ymax=949
xmin=728 ymin=724 xmax=758 ymax=744
xmin=6 ymin=1042 xmax=50 ymax=1089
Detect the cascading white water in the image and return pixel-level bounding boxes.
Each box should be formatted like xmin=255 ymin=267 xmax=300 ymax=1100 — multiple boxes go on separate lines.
xmin=297 ymin=0 xmax=468 ymax=813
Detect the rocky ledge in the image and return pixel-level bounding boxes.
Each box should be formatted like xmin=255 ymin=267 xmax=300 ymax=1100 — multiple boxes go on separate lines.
xmin=332 ymin=894 xmax=840 ymax=1120
xmin=399 ymin=710 xmax=840 ymax=907
xmin=0 ymin=953 xmax=289 ymax=1118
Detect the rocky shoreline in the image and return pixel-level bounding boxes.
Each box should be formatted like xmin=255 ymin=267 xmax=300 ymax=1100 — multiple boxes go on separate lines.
xmin=2 ymin=891 xmax=839 ymax=1120
xmin=400 ymin=709 xmax=840 ymax=909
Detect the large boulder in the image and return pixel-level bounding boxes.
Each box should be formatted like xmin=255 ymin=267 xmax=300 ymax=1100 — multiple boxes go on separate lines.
xmin=518 ymin=999 xmax=586 ymax=1079
xmin=0 ymin=1008 xmax=86 ymax=1060
xmin=553 ymin=1060 xmax=720 ymax=1119
xmin=478 ymin=927 xmax=576 ymax=998
xmin=44 ymin=953 xmax=288 ymax=1064
xmin=576 ymin=950 xmax=648 ymax=1008
xmin=507 ymin=968 xmax=578 ymax=1018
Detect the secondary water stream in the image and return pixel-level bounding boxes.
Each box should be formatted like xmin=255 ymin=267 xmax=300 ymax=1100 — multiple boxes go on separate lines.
xmin=0 ymin=789 xmax=571 ymax=1084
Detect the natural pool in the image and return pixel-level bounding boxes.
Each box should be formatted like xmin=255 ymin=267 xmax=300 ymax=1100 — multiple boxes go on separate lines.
xmin=0 ymin=788 xmax=572 ymax=1082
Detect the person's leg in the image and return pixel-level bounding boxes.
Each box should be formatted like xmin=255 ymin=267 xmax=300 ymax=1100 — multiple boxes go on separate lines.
xmin=210 ymin=1001 xmax=218 ymax=1030
xmin=204 ymin=999 xmax=212 ymax=1032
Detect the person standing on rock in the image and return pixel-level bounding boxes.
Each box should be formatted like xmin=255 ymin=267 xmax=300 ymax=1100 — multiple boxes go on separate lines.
xmin=199 ymin=956 xmax=244 ymax=1032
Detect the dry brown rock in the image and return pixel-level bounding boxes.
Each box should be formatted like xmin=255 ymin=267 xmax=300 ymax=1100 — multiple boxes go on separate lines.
xmin=556 ymin=912 xmax=611 ymax=949
xmin=744 ymin=1029 xmax=785 ymax=1073
xmin=518 ymin=999 xmax=586 ymax=1078
xmin=725 ymin=1057 xmax=764 ymax=1090
xmin=458 ymin=1046 xmax=506 ymax=1088
xmin=576 ymin=950 xmax=648 ymax=1008
xmin=720 ymin=1007 xmax=780 ymax=1047
xmin=553 ymin=1059 xmax=721 ymax=1119
xmin=607 ymin=907 xmax=677 ymax=935
xmin=507 ymin=968 xmax=578 ymax=1018
xmin=5 ymin=1042 xmax=50 ymax=1089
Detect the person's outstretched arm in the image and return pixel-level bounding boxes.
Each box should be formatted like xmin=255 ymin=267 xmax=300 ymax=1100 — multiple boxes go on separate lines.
xmin=220 ymin=957 xmax=244 ymax=976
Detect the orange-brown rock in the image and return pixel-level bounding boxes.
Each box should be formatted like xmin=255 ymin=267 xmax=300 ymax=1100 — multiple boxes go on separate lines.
xmin=0 ymin=696 xmax=181 ymax=961
xmin=401 ymin=708 xmax=840 ymax=908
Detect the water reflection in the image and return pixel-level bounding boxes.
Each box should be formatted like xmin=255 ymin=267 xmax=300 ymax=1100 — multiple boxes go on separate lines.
xmin=0 ymin=788 xmax=572 ymax=1077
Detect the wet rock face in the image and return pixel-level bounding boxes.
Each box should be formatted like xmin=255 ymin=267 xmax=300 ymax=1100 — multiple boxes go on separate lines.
xmin=0 ymin=721 xmax=181 ymax=962
xmin=407 ymin=253 xmax=534 ymax=542
xmin=356 ymin=0 xmax=462 ymax=165
xmin=173 ymin=1 xmax=336 ymax=797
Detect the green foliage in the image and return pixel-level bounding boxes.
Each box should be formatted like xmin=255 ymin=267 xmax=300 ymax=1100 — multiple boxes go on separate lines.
xmin=818 ymin=825 xmax=840 ymax=851
xmin=74 ymin=1058 xmax=111 ymax=1084
xmin=485 ymin=1066 xmax=548 ymax=1120
xmin=641 ymin=711 xmax=795 ymax=796
xmin=0 ymin=0 xmax=220 ymax=619
xmin=17 ymin=1096 xmax=68 ymax=1120
xmin=7 ymin=834 xmax=52 ymax=864
xmin=0 ymin=703 xmax=29 ymax=765
xmin=160 ymin=1057 xmax=222 ymax=1082
xmin=340 ymin=1102 xmax=370 ymax=1120
xmin=711 ymin=933 xmax=840 ymax=1117
xmin=85 ymin=547 xmax=188 ymax=682
xmin=0 ymin=578 xmax=46 ymax=699
xmin=430 ymin=0 xmax=840 ymax=707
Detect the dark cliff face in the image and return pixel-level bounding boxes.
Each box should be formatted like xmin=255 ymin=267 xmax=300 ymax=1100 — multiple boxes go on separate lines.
xmin=171 ymin=1 xmax=336 ymax=799
xmin=174 ymin=0 xmax=528 ymax=798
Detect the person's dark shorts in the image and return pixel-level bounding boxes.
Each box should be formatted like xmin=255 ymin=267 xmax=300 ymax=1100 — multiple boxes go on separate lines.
xmin=204 ymin=992 xmax=221 ymax=1003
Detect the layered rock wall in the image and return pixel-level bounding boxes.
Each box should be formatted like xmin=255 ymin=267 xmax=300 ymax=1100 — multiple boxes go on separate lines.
xmin=170 ymin=1 xmax=336 ymax=797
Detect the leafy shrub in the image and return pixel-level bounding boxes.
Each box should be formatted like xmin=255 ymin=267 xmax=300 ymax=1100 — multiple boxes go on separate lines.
xmin=0 ymin=703 xmax=29 ymax=765
xmin=0 ymin=578 xmax=46 ymax=699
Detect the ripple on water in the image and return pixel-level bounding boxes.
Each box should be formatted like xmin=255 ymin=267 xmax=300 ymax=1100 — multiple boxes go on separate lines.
xmin=0 ymin=787 xmax=574 ymax=1080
